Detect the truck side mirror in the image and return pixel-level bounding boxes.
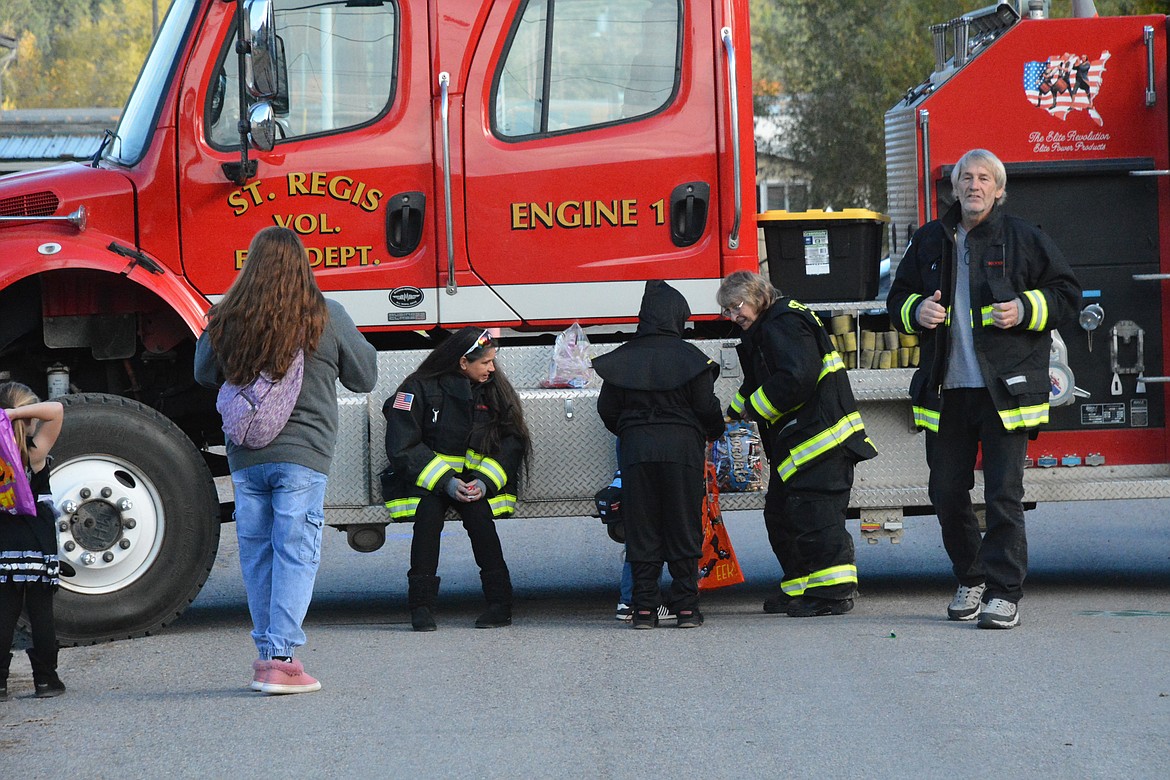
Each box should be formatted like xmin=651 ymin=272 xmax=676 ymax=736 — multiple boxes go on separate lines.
xmin=244 ymin=0 xmax=279 ymax=99
xmin=248 ymin=101 xmax=277 ymax=152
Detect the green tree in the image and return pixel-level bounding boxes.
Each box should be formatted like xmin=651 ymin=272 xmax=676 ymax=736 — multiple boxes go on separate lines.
xmin=1 ymin=0 xmax=169 ymax=109
xmin=751 ymin=0 xmax=983 ymax=211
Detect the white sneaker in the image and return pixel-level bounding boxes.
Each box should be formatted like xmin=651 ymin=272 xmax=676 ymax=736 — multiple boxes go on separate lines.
xmin=947 ymin=583 xmax=986 ymax=621
xmin=977 ymin=598 xmax=1020 ymax=629
xmin=619 ymin=604 xmax=675 ymax=621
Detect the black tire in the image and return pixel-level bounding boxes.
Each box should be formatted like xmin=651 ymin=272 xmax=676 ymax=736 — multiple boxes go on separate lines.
xmin=48 ymin=394 xmax=221 ymax=644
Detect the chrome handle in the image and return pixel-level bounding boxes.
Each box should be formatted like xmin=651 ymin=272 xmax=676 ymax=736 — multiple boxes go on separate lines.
xmin=1132 ymin=274 xmax=1170 ymax=281
xmin=1145 ymin=26 xmax=1156 ymax=107
xmin=919 ymin=109 xmax=932 ymax=223
xmin=439 ymin=71 xmax=456 ymax=295
xmin=720 ymin=27 xmax=741 ymax=251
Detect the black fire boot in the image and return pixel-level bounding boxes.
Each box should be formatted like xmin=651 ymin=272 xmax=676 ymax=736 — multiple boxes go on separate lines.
xmin=475 ymin=568 xmax=513 ymax=628
xmin=27 ymin=648 xmax=65 ymax=698
xmin=1 ymin=652 xmax=11 ymax=701
xmin=407 ymin=574 xmax=440 ymax=632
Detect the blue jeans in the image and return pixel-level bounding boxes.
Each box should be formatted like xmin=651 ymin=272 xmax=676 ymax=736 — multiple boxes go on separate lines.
xmin=620 ymin=557 xmax=634 ymax=604
xmin=232 ymin=462 xmax=327 ymax=659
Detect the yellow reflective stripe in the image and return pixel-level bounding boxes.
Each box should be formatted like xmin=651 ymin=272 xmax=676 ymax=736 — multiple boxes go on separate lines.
xmin=776 ymin=411 xmax=867 ymax=481
xmin=729 ymin=392 xmax=746 ymax=415
xmin=943 ymin=307 xmax=951 ymax=327
xmin=900 ymin=293 xmax=923 ymax=331
xmin=750 ymin=386 xmax=781 ymax=424
xmin=1023 ymin=289 xmax=1048 ymax=331
xmin=998 ymin=403 xmax=1049 ymax=430
xmin=417 ymin=455 xmax=452 ymax=491
xmin=384 ymin=496 xmax=421 ymax=520
xmin=819 ymin=351 xmax=845 ymax=381
xmin=805 ymin=564 xmax=858 ymax=590
xmin=782 ymin=576 xmax=808 ymax=597
xmin=980 ymin=305 xmax=995 ymax=327
xmin=469 ymin=451 xmax=507 ymax=491
xmin=417 ymin=453 xmax=465 ymax=491
xmin=488 ymin=493 xmax=517 ymax=517
xmin=913 ymin=405 xmax=940 ymax=432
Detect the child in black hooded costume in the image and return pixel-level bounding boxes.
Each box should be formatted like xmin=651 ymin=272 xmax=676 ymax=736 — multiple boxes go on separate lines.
xmin=593 ymin=281 xmax=725 ymax=628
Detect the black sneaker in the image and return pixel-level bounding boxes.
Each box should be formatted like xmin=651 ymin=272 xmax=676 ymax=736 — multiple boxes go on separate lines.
xmin=763 ymin=591 xmax=794 ymax=614
xmin=34 ymin=677 xmax=66 ymax=698
xmin=676 ymin=608 xmax=704 ymax=628
xmin=786 ymin=595 xmax=854 ymax=617
xmin=631 ymin=609 xmax=659 ymax=629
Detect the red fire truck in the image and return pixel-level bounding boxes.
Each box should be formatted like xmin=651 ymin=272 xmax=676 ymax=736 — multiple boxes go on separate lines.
xmin=0 ymin=0 xmax=756 ymax=642
xmin=876 ymin=2 xmax=1170 ymax=531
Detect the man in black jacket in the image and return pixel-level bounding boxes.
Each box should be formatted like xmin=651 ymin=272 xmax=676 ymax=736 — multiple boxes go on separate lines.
xmin=594 ymin=281 xmax=725 ymax=629
xmin=887 ymin=148 xmax=1081 ymax=630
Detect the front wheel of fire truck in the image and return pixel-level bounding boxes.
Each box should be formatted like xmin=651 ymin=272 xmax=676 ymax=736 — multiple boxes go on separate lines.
xmin=48 ymin=394 xmax=221 ymax=645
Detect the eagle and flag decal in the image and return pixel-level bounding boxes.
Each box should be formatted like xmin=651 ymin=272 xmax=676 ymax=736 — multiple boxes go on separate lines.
xmin=1024 ymin=51 xmax=1110 ymax=126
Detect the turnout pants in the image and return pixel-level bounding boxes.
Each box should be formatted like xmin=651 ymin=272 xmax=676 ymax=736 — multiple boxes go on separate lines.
xmin=409 ymin=493 xmax=508 ymax=577
xmin=623 ymin=461 xmax=704 ymax=613
xmin=927 ymin=388 xmax=1029 ymax=603
xmin=763 ymin=449 xmax=857 ymax=601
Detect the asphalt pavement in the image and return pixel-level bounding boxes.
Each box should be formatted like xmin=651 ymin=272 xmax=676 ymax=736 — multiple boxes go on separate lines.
xmin=1 ymin=499 xmax=1168 ymax=778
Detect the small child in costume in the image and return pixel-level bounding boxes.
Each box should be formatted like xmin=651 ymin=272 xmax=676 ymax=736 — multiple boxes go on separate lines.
xmin=1 ymin=382 xmax=65 ymax=700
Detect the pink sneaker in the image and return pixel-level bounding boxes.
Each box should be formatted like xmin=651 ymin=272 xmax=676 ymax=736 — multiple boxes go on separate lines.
xmin=259 ymin=658 xmax=321 ymax=695
xmin=250 ymin=659 xmax=270 ymax=692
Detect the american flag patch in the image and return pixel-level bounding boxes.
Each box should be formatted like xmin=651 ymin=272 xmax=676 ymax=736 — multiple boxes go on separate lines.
xmin=392 ymin=392 xmax=414 ymax=411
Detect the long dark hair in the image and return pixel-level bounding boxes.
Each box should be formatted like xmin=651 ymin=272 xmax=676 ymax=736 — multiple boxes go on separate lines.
xmin=409 ymin=327 xmax=532 ymax=474
xmin=205 ymin=227 xmax=329 ymax=385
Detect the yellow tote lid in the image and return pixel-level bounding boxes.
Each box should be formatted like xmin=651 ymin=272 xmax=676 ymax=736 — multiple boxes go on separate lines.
xmin=757 ymin=208 xmax=889 ymax=223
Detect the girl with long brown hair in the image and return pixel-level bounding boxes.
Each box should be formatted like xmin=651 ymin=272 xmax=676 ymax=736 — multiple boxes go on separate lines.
xmin=195 ymin=227 xmax=377 ymax=694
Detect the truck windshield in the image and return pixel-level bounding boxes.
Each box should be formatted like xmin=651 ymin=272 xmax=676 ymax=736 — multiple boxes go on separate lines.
xmin=105 ymin=0 xmax=199 ymax=166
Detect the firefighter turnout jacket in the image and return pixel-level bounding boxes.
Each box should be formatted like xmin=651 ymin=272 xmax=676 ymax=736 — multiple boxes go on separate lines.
xmin=729 ymin=298 xmax=877 ymax=481
xmin=383 ymin=372 xmax=525 ymax=520
xmin=886 ymin=201 xmax=1081 ymax=432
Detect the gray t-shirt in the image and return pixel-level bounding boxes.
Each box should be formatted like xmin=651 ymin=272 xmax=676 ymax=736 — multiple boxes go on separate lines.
xmin=943 ymin=224 xmax=985 ymax=389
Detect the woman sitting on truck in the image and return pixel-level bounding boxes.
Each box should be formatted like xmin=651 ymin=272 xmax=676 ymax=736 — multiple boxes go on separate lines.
xmin=383 ymin=327 xmax=531 ymax=631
